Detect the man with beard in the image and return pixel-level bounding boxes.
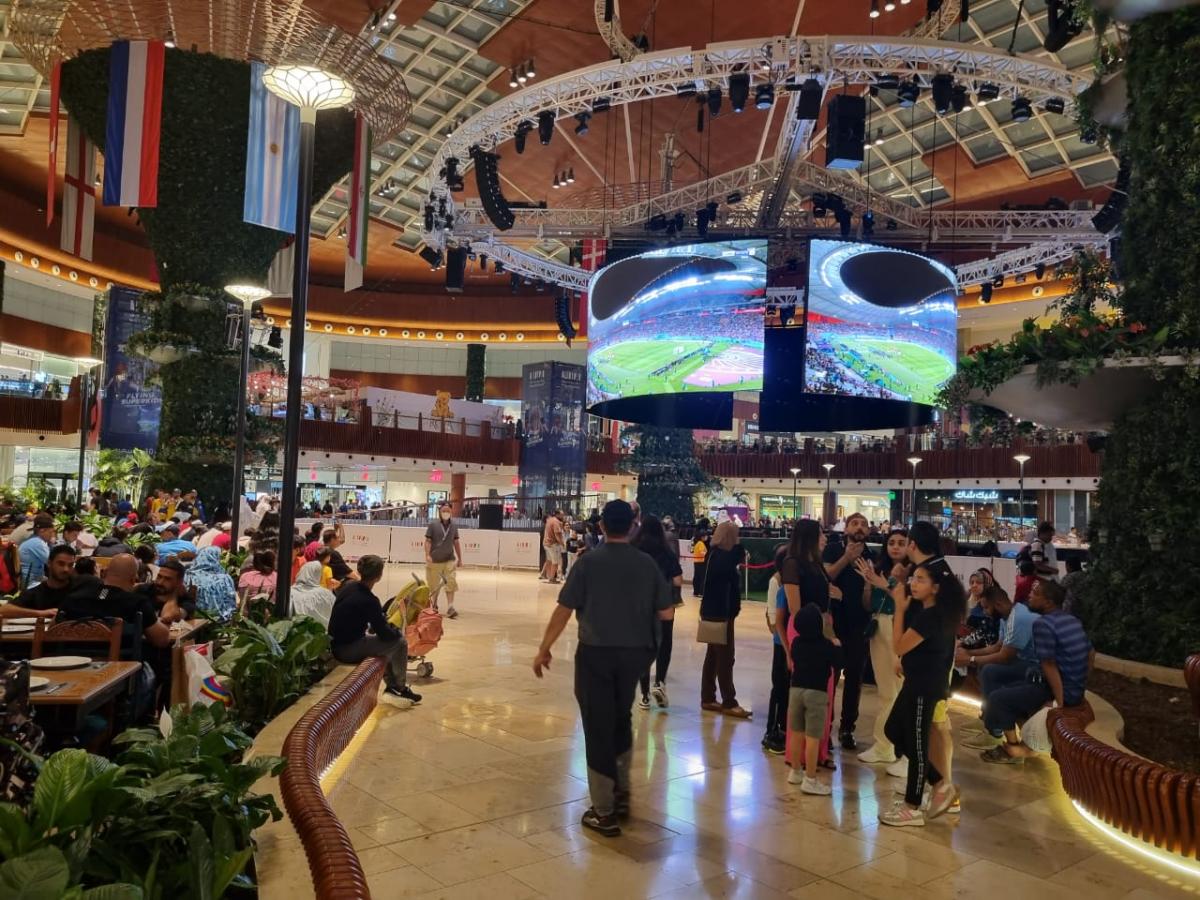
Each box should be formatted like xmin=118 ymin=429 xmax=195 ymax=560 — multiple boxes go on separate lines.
xmin=12 ymin=544 xmax=85 ymax=616
xmin=823 ymin=512 xmax=873 ymax=751
xmin=136 ymin=559 xmax=195 ymax=624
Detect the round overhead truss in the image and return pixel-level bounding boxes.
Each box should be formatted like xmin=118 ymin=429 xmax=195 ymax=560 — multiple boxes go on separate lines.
xmin=10 ymin=0 xmax=412 ymax=142
xmin=594 ymin=0 xmax=642 ymax=63
xmin=428 ymin=34 xmax=1090 ymax=182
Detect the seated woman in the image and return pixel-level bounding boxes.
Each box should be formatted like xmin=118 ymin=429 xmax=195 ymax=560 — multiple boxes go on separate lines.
xmin=290 ymin=561 xmax=335 ymax=626
xmin=238 ymin=550 xmax=279 ymax=607
xmin=183 ymin=546 xmax=237 ymax=620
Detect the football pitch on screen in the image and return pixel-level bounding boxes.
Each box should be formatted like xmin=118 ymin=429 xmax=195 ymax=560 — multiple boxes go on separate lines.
xmin=591 ymin=338 xmax=764 ymax=395
xmin=835 ymin=337 xmax=955 ymax=404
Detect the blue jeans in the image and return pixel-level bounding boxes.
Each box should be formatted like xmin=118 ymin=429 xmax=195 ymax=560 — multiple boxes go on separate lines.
xmin=980 ymin=659 xmax=1045 ymax=736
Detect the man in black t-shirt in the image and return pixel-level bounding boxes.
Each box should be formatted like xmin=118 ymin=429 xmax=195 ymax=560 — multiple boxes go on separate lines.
xmin=10 ymin=544 xmax=80 ymax=617
xmin=533 ymin=500 xmax=672 ymax=838
xmin=62 ymin=554 xmax=172 ymax=654
xmin=823 ymin=513 xmax=873 ymax=750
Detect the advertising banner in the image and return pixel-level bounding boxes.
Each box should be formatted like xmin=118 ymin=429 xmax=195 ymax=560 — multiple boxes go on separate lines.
xmin=390 ymin=527 xmax=428 ymax=564
xmin=460 ymin=530 xmax=500 ymax=568
xmin=339 ymin=523 xmax=392 ymax=562
xmin=498 ymin=531 xmax=540 ymax=568
xmin=519 ymin=361 xmax=587 ymax=512
xmin=100 ymin=287 xmax=161 ymax=451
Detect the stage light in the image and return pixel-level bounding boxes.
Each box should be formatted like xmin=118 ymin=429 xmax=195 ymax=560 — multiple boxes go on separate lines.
xmin=479 ymin=253 xmax=488 ymax=271
xmin=552 ymin=173 xmax=561 ymax=189
xmin=884 ymin=0 xmax=897 ymax=10
xmin=1011 ymin=97 xmax=1032 ymax=122
xmin=727 ymin=190 xmax=743 ymax=204
xmin=441 ymin=156 xmax=464 ymax=192
xmin=835 ymin=207 xmax=853 ymax=238
xmin=566 ymin=167 xmax=575 ymax=184
xmin=517 ymin=62 xmax=528 ymax=84
xmin=898 ymin=79 xmax=920 ymax=107
xmin=728 ymin=73 xmax=750 ymax=113
xmin=508 ymin=70 xmax=519 ymax=88
xmin=862 ymin=210 xmax=875 ymax=237
xmin=707 ymin=87 xmax=722 ymax=117
xmin=592 ymin=97 xmax=611 ymax=112
xmin=977 ymin=82 xmax=1000 ymax=103
xmin=423 ymin=204 xmax=435 ymax=231
xmin=514 ymin=120 xmax=532 ymax=154
xmin=537 ymin=110 xmax=555 ymax=145
xmin=932 ymin=74 xmax=953 ymax=115
xmin=677 ymin=83 xmax=697 ymax=99
xmin=1035 ymin=262 xmax=1046 ymax=279
xmin=267 ymin=326 xmax=283 ymax=348
xmin=696 ymin=206 xmax=710 ymax=238
xmin=754 ymin=83 xmax=775 ymax=109
xmin=526 ymin=58 xmax=536 ymax=79
xmin=992 ymin=274 xmax=1005 ymax=287
xmin=886 ymin=218 xmax=897 ymax=230
xmin=574 ymin=112 xmax=591 ymax=135
xmin=1045 ymin=97 xmax=1066 ymax=115
xmin=874 ymin=128 xmax=885 ymax=146
xmin=870 ymin=0 xmax=881 ymax=17
xmin=494 ymin=260 xmax=504 ymax=274
xmin=980 ymin=282 xmax=993 ymax=303
xmin=951 ymin=83 xmax=968 ymax=113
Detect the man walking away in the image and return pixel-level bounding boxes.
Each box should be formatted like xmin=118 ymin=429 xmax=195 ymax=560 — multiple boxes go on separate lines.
xmin=328 ymin=555 xmax=422 ymax=706
xmin=532 ymin=500 xmax=673 ymax=837
xmin=425 ymin=502 xmax=463 ymax=618
xmin=542 ymin=511 xmax=565 ymax=584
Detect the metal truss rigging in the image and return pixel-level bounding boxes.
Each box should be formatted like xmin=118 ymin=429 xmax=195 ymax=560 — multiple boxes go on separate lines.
xmin=594 ymin=0 xmax=641 ymax=63
xmin=469 ymin=238 xmax=593 ymax=292
xmin=955 ymin=236 xmax=1109 ymax=286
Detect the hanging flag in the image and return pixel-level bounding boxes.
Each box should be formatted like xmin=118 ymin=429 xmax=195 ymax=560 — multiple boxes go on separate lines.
xmin=103 ymin=40 xmax=165 ymax=208
xmin=344 ymin=114 xmax=370 ymax=291
xmin=578 ymin=238 xmax=607 ymax=339
xmin=60 ymin=117 xmax=97 ymax=261
xmin=47 ymin=60 xmax=62 ymax=227
xmin=244 ymin=61 xmax=300 ymax=232
xmin=268 ymin=237 xmax=294 ymax=297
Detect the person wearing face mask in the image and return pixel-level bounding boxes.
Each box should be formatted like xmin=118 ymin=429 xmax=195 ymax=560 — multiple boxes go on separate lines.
xmin=425 ymin=501 xmax=463 ymax=619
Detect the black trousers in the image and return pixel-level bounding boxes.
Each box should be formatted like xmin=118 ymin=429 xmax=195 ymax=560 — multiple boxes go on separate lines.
xmin=692 ymin=561 xmax=707 ymax=596
xmin=884 ymin=681 xmax=945 ymax=808
xmin=575 ymin=643 xmax=655 ymax=816
xmin=834 ymin=632 xmax=869 ymax=735
xmin=765 ymin=642 xmax=789 ymax=735
xmin=701 ymin=618 xmax=738 ymax=707
xmin=639 ymin=619 xmax=674 ymax=697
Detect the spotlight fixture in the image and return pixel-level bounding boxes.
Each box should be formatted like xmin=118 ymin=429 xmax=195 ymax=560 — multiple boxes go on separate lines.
xmin=870 ymin=0 xmax=880 ymax=17
xmin=728 ymin=72 xmax=750 ymax=113
xmin=552 ymin=173 xmax=561 ymax=189
xmin=677 ymin=83 xmax=698 ymax=99
xmin=976 ymin=82 xmax=1000 ymax=103
xmin=706 ymin=87 xmax=722 ymax=117
xmin=885 ymin=218 xmax=898 ymax=231
xmin=726 ymin=190 xmax=743 ymax=204
xmin=514 ymin=120 xmax=532 ymax=154
xmin=951 ymin=83 xmax=968 ymax=113
xmin=885 ymin=0 xmax=897 ymax=10
xmin=980 ymin=282 xmax=993 ymax=303
xmin=1044 ymin=97 xmax=1066 ymax=115
xmin=508 ymin=70 xmax=519 ymax=89
xmin=440 ymin=156 xmax=464 ymax=192
xmin=862 ymin=210 xmax=875 ymax=236
xmin=526 ymin=58 xmax=536 ymax=79
xmin=566 ymin=167 xmax=575 ymax=183
xmin=835 ymin=207 xmax=853 ymax=239
xmin=574 ymin=112 xmax=591 ymax=135
xmin=478 ymin=253 xmax=488 ymax=271
xmin=992 ymin=274 xmax=1005 ymax=288
xmin=423 ymin=204 xmax=435 ymax=231
xmin=754 ymin=83 xmax=775 ymax=110
xmin=537 ymin=110 xmax=555 ymax=145
xmin=516 ymin=62 xmax=528 ymax=84
xmin=932 ymin=73 xmax=953 ymax=115
xmin=418 ymin=245 xmax=444 ymax=270
xmin=267 ymin=326 xmax=283 ymax=348
xmin=591 ymin=97 xmax=611 ymax=112
xmin=897 ymin=79 xmax=920 ymax=107
xmin=874 ymin=128 xmax=885 ymax=146
xmin=1010 ymin=97 xmax=1032 ymax=122
xmin=494 ymin=260 xmax=504 ymax=274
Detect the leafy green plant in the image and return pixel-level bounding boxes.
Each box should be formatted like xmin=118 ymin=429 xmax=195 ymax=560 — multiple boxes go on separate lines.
xmin=91 ymin=448 xmax=157 ymax=506
xmin=54 ymin=510 xmax=112 ymax=541
xmin=124 ymin=531 xmax=162 ymax=550
xmin=215 ymin=617 xmax=331 ymax=732
xmin=220 ymin=547 xmax=249 ymax=581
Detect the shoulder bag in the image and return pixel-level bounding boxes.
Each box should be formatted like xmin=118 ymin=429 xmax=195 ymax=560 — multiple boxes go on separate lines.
xmin=697 ymin=618 xmax=728 ymax=645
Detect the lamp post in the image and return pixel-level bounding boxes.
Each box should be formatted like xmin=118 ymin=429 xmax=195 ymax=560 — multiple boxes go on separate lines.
xmin=821 ymin=462 xmax=834 ymax=526
xmin=789 ymin=467 xmax=801 ymax=521
xmin=906 ymin=456 xmax=922 ymax=526
xmin=1013 ymin=453 xmax=1031 ymax=531
xmin=224 ymin=283 xmax=273 ymax=548
xmin=262 ymin=65 xmax=355 ymax=616
xmin=73 ymin=356 xmax=102 ymax=509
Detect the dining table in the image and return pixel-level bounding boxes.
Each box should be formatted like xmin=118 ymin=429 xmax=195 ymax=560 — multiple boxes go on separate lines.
xmin=29 ymin=660 xmax=142 ymax=730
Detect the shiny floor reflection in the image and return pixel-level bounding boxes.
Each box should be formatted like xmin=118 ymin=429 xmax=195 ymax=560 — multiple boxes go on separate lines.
xmin=255 ymin=569 xmax=1198 ymax=900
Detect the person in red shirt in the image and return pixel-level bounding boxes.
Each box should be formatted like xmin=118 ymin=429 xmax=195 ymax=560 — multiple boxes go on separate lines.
xmin=212 ymin=522 xmax=232 ymax=551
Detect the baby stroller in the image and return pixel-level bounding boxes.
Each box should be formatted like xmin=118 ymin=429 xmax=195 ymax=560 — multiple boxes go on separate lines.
xmin=383 ymin=575 xmax=444 ymax=678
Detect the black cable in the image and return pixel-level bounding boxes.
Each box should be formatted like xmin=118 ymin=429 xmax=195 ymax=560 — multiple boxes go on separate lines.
xmin=1007 ymin=0 xmax=1027 ymax=54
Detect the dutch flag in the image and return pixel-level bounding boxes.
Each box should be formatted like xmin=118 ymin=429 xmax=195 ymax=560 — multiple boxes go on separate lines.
xmin=244 ymin=61 xmax=299 ymax=233
xmin=103 ymin=40 xmax=165 ymax=208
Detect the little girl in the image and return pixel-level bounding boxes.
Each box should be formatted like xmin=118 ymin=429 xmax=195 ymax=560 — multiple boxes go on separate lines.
xmin=786 ymin=604 xmax=842 ymax=796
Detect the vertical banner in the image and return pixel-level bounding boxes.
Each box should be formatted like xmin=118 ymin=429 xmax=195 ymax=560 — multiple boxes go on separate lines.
xmin=345 ymin=114 xmax=370 ymax=292
xmin=519 ymin=362 xmax=586 ymax=513
xmin=100 ymin=287 xmax=162 ymax=451
xmin=47 ymin=60 xmax=61 ymax=227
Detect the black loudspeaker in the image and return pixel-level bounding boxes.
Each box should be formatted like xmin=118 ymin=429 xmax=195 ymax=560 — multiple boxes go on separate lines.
xmin=1092 ymin=158 xmax=1130 ymax=234
xmin=796 ymin=78 xmax=823 ymax=120
xmin=445 ymin=246 xmax=467 ymax=292
xmin=825 ymin=94 xmax=865 ymax=170
xmin=478 ymin=504 xmax=503 ymax=530
xmin=470 ymin=146 xmax=515 ymax=230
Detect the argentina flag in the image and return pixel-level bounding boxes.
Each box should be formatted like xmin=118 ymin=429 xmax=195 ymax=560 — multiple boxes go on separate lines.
xmin=244 ymin=61 xmax=299 ymax=232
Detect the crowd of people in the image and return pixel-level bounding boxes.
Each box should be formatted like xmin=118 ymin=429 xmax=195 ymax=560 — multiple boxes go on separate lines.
xmin=534 ymin=503 xmax=1093 ymax=836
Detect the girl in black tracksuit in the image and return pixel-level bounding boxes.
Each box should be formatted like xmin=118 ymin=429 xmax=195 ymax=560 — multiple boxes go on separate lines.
xmin=879 ymin=558 xmax=965 ymax=827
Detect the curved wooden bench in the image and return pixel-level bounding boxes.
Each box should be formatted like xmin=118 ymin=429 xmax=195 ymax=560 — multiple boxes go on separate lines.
xmin=279 ymin=658 xmax=386 ymax=900
xmin=1049 ymin=701 xmax=1200 ymax=859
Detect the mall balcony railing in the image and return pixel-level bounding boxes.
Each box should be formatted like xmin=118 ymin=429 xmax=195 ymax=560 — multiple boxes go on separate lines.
xmin=0 ymin=376 xmax=82 ymax=435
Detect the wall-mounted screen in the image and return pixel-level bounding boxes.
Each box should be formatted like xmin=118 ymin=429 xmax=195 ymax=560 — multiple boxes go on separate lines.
xmin=803 ymin=239 xmax=957 ymax=406
xmin=586 ymin=239 xmax=767 ymax=408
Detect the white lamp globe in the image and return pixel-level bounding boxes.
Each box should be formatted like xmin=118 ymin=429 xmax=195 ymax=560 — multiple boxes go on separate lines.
xmin=225 ymin=283 xmax=273 ymax=306
xmin=262 ymin=65 xmax=355 ymax=120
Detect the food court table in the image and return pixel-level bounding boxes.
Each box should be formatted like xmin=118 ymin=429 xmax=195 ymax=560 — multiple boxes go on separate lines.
xmin=30 ymin=661 xmax=141 ymax=730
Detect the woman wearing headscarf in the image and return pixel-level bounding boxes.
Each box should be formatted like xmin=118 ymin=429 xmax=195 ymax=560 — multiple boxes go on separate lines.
xmin=291 ymin=560 xmax=336 ymax=627
xmin=184 ymin=546 xmax=237 ymax=620
xmin=699 ymin=520 xmax=750 ymax=718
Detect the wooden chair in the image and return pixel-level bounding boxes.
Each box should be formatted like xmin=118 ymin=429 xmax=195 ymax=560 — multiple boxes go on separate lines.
xmin=31 ymin=618 xmax=123 ymax=661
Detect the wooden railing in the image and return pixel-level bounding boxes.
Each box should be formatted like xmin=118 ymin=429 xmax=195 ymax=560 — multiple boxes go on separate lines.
xmin=298 ymin=415 xmax=521 ymax=467
xmin=1050 ymin=663 xmax=1200 ymax=861
xmin=0 ymin=391 xmax=79 ymax=434
xmin=279 ymin=659 xmax=385 ymax=900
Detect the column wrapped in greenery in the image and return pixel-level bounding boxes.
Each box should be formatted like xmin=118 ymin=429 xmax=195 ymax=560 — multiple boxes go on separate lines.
xmin=623 ymin=425 xmax=720 ymax=525
xmin=59 ymin=48 xmax=354 ymax=503
xmin=465 ymin=343 xmax=486 ymax=402
xmin=1082 ymin=7 xmax=1200 ymax=665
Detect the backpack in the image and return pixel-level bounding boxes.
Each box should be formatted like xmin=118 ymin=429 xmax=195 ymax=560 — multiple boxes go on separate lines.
xmin=406 ymin=607 xmax=443 ymax=657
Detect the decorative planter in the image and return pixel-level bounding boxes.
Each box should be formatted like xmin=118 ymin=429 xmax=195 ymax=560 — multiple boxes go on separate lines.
xmin=966 ymin=356 xmax=1190 ymax=432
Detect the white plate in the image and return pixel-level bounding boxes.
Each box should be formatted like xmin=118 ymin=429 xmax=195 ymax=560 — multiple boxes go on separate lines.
xmin=28 ymin=676 xmax=50 ymax=691
xmin=5 ymin=618 xmax=38 ymax=626
xmin=30 ymin=656 xmax=91 ymax=670
xmin=2 ymin=625 xmax=35 ymax=634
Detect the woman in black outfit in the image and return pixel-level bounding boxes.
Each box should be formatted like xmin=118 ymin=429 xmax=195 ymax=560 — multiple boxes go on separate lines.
xmin=699 ymin=521 xmax=750 ymax=718
xmin=634 ymin=516 xmax=684 ymax=710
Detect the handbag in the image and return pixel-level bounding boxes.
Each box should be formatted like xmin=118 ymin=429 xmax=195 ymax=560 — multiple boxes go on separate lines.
xmin=697 ymin=618 xmax=728 ymax=645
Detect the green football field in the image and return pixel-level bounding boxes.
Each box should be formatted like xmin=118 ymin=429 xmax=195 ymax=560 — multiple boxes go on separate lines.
xmin=590 ymin=338 xmax=762 ymax=396
xmin=836 ymin=337 xmax=955 ymax=404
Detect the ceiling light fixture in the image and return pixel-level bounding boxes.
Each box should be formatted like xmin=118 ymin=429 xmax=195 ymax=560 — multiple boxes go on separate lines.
xmin=566 ymin=167 xmax=575 ymax=184
xmin=537 ymin=110 xmax=555 ymax=145
xmin=754 ymin=83 xmax=775 ymax=109
xmin=516 ymin=62 xmax=528 ymax=84
xmin=526 ymin=58 xmax=536 ymax=79
xmin=508 ymin=69 xmax=519 ymax=88
xmin=874 ymin=127 xmax=885 ymax=145
xmin=1011 ymin=96 xmax=1033 ymax=122
xmin=552 ymin=173 xmax=561 ymax=189
xmin=884 ymin=0 xmax=897 ymax=10
xmin=977 ymin=82 xmax=1000 ymax=104
xmin=574 ymin=112 xmax=591 ymax=135
xmin=870 ymin=0 xmax=881 ymax=18
xmin=897 ymin=79 xmax=920 ymax=107
xmin=728 ymin=72 xmax=750 ymax=113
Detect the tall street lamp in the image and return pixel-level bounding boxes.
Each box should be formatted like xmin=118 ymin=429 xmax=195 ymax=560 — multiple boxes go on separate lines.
xmin=73 ymin=356 xmax=103 ymax=509
xmin=906 ymin=456 xmax=923 ymax=526
xmin=822 ymin=462 xmax=835 ymax=526
xmin=262 ymin=65 xmax=355 ymax=616
xmin=1014 ymin=453 xmax=1031 ymax=531
xmin=224 ymin=283 xmax=273 ymax=548
xmin=789 ymin=467 xmax=801 ymax=521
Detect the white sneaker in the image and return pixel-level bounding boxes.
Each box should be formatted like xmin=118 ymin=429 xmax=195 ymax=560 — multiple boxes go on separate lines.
xmin=886 ymin=757 xmax=909 ymax=778
xmin=637 ymin=694 xmax=651 ymax=710
xmin=801 ymin=776 xmax=832 ymax=796
xmin=651 ymin=681 xmax=669 ymax=708
xmin=858 ymin=745 xmax=897 ymax=764
xmin=787 ymin=768 xmax=805 ymax=785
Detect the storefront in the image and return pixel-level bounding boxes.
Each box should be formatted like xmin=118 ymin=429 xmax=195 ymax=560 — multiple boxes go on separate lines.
xmin=916 ymin=488 xmax=1034 ymax=537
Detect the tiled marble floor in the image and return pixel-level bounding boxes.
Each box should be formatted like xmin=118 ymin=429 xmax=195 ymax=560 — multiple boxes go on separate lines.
xmin=255 ymin=568 xmax=1199 ymax=900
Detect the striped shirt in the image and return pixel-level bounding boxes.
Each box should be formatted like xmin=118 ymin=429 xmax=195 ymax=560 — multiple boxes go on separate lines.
xmin=1033 ymin=609 xmax=1091 ymax=707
